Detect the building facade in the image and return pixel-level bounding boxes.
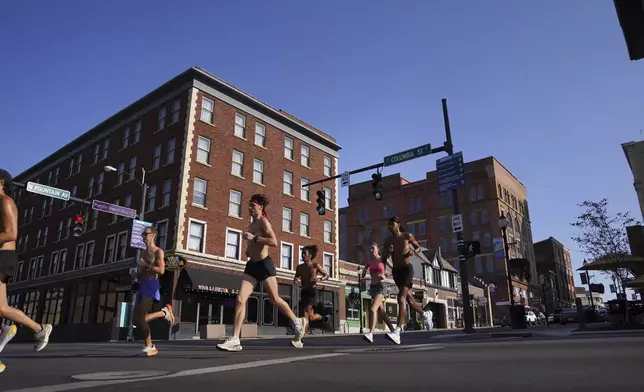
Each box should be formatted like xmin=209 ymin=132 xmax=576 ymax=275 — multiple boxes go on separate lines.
xmin=339 ymin=156 xmax=538 ymax=320
xmin=533 ymin=237 xmax=576 ymax=309
xmin=5 ymin=67 xmax=342 ymax=342
xmin=622 ymin=140 xmax=644 ymax=221
xmin=574 ymin=287 xmax=605 ymax=308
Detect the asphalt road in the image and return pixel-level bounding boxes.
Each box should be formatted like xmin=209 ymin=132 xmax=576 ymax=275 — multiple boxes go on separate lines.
xmin=0 ymin=331 xmax=642 ymax=392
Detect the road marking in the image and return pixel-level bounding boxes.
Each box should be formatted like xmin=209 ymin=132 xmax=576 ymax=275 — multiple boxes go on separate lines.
xmin=5 ymin=353 xmax=347 ymax=392
xmin=72 ymin=370 xmax=173 ymax=381
xmin=337 ymin=343 xmax=445 ymax=354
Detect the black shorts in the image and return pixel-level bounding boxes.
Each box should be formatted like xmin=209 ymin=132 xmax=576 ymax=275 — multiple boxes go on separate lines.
xmin=300 ymin=287 xmax=318 ymax=308
xmin=393 ymin=263 xmax=414 ymax=290
xmin=0 ymin=250 xmax=18 ymax=284
xmin=244 ymin=256 xmax=276 ymax=283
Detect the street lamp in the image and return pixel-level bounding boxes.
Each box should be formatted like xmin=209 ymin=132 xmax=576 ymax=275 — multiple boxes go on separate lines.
xmin=498 ymin=211 xmax=515 ymax=308
xmin=104 ymin=164 xmax=149 ymax=342
xmin=355 ymin=267 xmax=365 ymax=334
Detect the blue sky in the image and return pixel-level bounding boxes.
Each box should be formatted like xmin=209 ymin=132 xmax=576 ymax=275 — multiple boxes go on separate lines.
xmin=1 ymin=1 xmax=640 ymax=300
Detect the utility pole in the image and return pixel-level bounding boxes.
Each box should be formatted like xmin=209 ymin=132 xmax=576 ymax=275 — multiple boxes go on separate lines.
xmin=442 ymin=98 xmax=474 ymax=334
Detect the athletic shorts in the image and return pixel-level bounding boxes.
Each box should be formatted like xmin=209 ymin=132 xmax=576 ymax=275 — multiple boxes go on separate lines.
xmin=300 ymin=287 xmax=318 ymax=308
xmin=0 ymin=250 xmax=18 ymax=284
xmin=369 ymin=283 xmax=386 ymax=297
xmin=136 ymin=279 xmax=161 ymax=303
xmin=392 ymin=263 xmax=414 ymax=289
xmin=244 ymin=256 xmax=276 ymax=283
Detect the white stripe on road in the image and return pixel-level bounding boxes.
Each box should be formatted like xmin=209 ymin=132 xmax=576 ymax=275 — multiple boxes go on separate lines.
xmin=4 ymin=353 xmax=347 ymax=392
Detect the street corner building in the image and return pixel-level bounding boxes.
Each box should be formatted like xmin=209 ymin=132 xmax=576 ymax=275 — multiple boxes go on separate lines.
xmin=338 ymin=157 xmax=540 ymax=324
xmin=2 ymin=67 xmax=344 ymax=342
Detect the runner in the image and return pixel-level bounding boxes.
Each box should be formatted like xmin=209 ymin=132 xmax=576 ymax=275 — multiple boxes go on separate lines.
xmin=292 ymin=245 xmax=329 ymax=348
xmin=0 ymin=169 xmax=53 ymax=373
xmin=217 ymin=194 xmax=305 ymax=352
xmin=132 ymin=226 xmax=175 ymax=357
xmin=381 ymin=216 xmax=431 ymax=343
xmin=361 ymin=242 xmax=397 ymax=344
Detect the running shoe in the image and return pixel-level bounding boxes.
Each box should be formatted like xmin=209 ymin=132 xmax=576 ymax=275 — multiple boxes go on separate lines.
xmin=217 ymin=336 xmax=243 ymax=352
xmin=0 ymin=325 xmax=17 ymax=353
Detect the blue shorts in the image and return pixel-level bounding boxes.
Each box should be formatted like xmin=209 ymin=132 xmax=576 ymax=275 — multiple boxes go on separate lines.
xmin=136 ymin=279 xmax=160 ymax=303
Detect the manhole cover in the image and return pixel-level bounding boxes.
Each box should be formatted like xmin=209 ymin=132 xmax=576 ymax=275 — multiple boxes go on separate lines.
xmin=72 ymin=370 xmax=172 ymax=381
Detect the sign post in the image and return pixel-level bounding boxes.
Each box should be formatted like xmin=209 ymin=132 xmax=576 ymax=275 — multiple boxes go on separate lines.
xmin=130 ymin=220 xmax=153 ymax=250
xmin=436 ymin=151 xmax=465 ymax=192
xmin=383 ymin=143 xmax=432 ymax=167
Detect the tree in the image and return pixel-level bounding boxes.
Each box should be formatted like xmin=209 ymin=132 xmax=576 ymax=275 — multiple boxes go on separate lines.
xmin=570 ymin=198 xmax=638 ymax=292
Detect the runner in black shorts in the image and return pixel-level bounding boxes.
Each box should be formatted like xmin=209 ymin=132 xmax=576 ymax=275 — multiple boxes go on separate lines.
xmin=0 ymin=169 xmax=52 ymax=373
xmin=217 ymin=194 xmax=305 ymax=352
xmin=381 ymin=216 xmax=430 ymax=344
xmin=292 ymin=245 xmax=329 ymax=347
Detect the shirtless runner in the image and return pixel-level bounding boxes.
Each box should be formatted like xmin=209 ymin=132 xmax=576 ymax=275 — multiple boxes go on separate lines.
xmin=0 ymin=169 xmax=52 ymax=373
xmin=217 ymin=194 xmax=305 ymax=352
xmin=381 ymin=216 xmax=431 ymax=344
xmin=292 ymin=244 xmax=329 ymax=348
xmin=133 ymin=226 xmax=175 ymax=357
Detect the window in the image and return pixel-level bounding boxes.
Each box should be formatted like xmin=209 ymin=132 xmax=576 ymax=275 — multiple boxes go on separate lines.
xmin=158 ymin=107 xmax=166 ymax=130
xmin=300 ymin=213 xmax=309 ymax=237
xmin=481 ymin=210 xmax=489 ymax=224
xmin=234 ymin=113 xmax=246 ymax=138
xmin=200 ymin=97 xmax=214 ymax=123
xmin=189 ymin=221 xmax=205 ymax=252
xmin=486 ymin=255 xmax=494 ymax=272
xmin=323 ymin=253 xmax=334 ymax=277
xmin=156 ymin=220 xmax=168 ymax=249
xmin=229 ymin=190 xmax=242 ymax=217
xmin=301 ymin=178 xmax=310 ymax=201
xmin=232 ymin=150 xmax=244 ymax=177
xmin=117 ymin=162 xmax=125 ymax=185
xmin=477 ymin=184 xmax=485 ymax=200
xmin=324 ymin=221 xmax=333 ymax=243
xmin=36 ymin=256 xmax=44 ymax=278
xmin=161 ymin=180 xmax=171 ymax=207
xmin=110 ymin=199 xmax=119 ymax=224
xmin=115 ymin=231 xmax=128 ymax=261
xmin=483 ymin=232 xmax=491 ymax=247
xmin=281 ymin=243 xmax=293 ymax=269
xmin=469 ymin=186 xmax=477 ymax=202
xmin=323 ymin=187 xmax=332 ymax=210
xmin=284 ymin=137 xmax=294 ymax=159
xmin=166 ymin=137 xmax=176 ymax=164
xmin=301 ymin=145 xmax=310 ymax=166
xmin=323 ymin=156 xmax=332 ymax=177
xmin=49 ymin=251 xmax=59 ymax=275
xmin=193 ymin=178 xmax=208 ymax=207
xmin=196 ymin=136 xmax=211 ymax=164
xmin=83 ymin=241 xmax=95 ymax=269
xmin=152 ymin=144 xmax=162 ymax=170
xmin=128 ymin=156 xmax=137 ymax=179
xmin=172 ymin=98 xmax=180 ymax=123
xmin=471 ymin=212 xmax=478 ymax=226
xmin=225 ymin=229 xmax=242 ymax=259
xmin=253 ymin=159 xmax=264 ymax=184
xmin=283 ymin=171 xmax=293 ymax=195
xmin=282 ymin=208 xmax=292 ymax=232
xmin=55 ymin=221 xmax=63 ymax=242
xmin=88 ymin=209 xmax=98 ymax=231
xmin=132 ymin=121 xmax=141 ymax=144
xmin=439 ymin=217 xmax=446 ymax=231
xmin=122 ymin=127 xmax=130 ymax=149
xmin=93 ymin=144 xmax=100 ymax=164
xmin=146 ymin=185 xmax=157 ymax=212
xmin=255 ymin=123 xmax=266 ymax=147
xmin=57 ymin=249 xmax=67 ymax=274
xmin=74 ymin=244 xmax=85 ymax=270
xmin=96 ymin=173 xmax=104 ymax=194
xmin=418 ymin=222 xmax=426 ymax=236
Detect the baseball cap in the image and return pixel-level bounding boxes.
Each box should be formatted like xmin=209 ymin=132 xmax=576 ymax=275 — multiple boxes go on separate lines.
xmin=0 ymin=169 xmax=13 ymax=190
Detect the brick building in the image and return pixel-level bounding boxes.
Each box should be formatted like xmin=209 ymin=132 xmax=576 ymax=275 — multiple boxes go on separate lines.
xmin=339 ymin=156 xmax=538 ymax=320
xmin=533 ymin=237 xmax=576 ymax=309
xmin=5 ymin=67 xmax=342 ymax=342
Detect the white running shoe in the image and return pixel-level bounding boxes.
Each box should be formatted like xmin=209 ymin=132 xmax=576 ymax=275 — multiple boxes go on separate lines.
xmin=217 ymin=336 xmax=242 ymax=352
xmin=139 ymin=345 xmax=159 ymax=357
xmin=293 ymin=317 xmax=306 ymax=342
xmin=162 ymin=305 xmax=175 ymax=325
xmin=386 ymin=329 xmax=401 ymax=345
xmin=363 ymin=332 xmax=374 ymax=343
xmin=34 ymin=324 xmax=53 ymax=352
xmin=0 ymin=325 xmax=17 ymax=353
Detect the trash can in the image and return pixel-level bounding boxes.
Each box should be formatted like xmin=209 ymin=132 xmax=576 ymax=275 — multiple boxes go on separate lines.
xmin=510 ymin=305 xmax=527 ymax=329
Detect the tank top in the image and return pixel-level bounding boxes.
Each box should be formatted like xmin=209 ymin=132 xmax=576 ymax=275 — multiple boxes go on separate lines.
xmin=368 ymin=260 xmax=385 ymax=276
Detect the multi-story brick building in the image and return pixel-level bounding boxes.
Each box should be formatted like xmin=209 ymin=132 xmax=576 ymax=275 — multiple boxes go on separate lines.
xmin=5 ymin=67 xmax=342 ymax=342
xmin=533 ymin=237 xmax=576 ymax=309
xmin=339 ymin=156 xmax=538 ymax=320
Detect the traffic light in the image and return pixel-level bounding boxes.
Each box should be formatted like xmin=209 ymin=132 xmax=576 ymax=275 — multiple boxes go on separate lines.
xmin=316 ymin=190 xmax=326 ymax=215
xmin=73 ymin=214 xmax=85 ymax=237
xmin=372 ymin=172 xmax=383 ymax=200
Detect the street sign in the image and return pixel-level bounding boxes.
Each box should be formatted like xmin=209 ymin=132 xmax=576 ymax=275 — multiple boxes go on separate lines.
xmin=341 ymin=171 xmax=350 ymax=187
xmin=92 ymin=199 xmax=137 ymax=219
xmin=165 ymin=253 xmax=188 ymax=271
xmin=436 ymin=151 xmax=465 ymax=192
xmin=464 ymin=241 xmax=481 ymax=258
xmin=26 ymin=181 xmax=70 ymax=201
xmin=452 ymin=214 xmax=463 ymax=233
xmin=130 ymin=219 xmax=153 ymax=249
xmin=383 ymin=143 xmax=432 ymax=167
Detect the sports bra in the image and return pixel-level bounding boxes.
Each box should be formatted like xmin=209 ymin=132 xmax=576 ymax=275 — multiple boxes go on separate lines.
xmin=368 ymin=261 xmax=385 ymax=275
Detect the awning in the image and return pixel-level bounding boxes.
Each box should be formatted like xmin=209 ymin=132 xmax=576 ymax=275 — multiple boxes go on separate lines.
xmin=179 ymin=268 xmax=243 ymax=295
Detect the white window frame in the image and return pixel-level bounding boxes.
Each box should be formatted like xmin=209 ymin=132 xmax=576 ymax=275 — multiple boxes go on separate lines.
xmin=284 ymin=137 xmax=294 ymax=160
xmin=232 ymin=150 xmax=244 ymax=177
xmin=253 ymin=158 xmax=264 ymax=185
xmin=255 ymin=123 xmax=266 ymax=147
xmin=280 ymin=241 xmax=294 ymax=270
xmin=152 ymin=144 xmax=162 ymax=170
xmin=323 ymin=187 xmax=332 ymax=210
xmin=200 ymin=97 xmax=214 ymax=123
xmin=225 ymin=227 xmax=243 ymax=260
xmin=282 ymin=207 xmax=293 ymax=232
xmin=323 ymin=156 xmax=332 ymax=177
xmin=323 ymin=220 xmax=333 ymax=243
xmin=115 ymin=230 xmax=129 ymax=261
xmin=234 ymin=113 xmax=246 ymax=138
xmin=196 ymin=135 xmax=211 ymax=165
xmin=323 ymin=252 xmax=334 ymax=279
xmin=193 ymin=178 xmax=208 ymax=207
xmin=300 ymin=178 xmax=310 ymax=201
xmin=74 ymin=243 xmax=86 ymax=270
xmin=300 ymin=145 xmax=310 ymax=167
xmin=283 ymin=171 xmax=293 ymax=195
xmin=300 ymin=212 xmax=310 ymax=237
xmin=158 ymin=106 xmax=166 ymax=130
xmin=155 ymin=219 xmax=169 ymax=249
xmin=188 ymin=218 xmax=207 ymax=253
xmin=229 ymin=190 xmax=242 ymax=217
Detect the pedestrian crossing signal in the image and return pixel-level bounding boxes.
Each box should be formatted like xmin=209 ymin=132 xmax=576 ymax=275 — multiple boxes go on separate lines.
xmin=73 ymin=215 xmax=85 ymax=237
xmin=316 ymin=190 xmax=325 ymax=215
